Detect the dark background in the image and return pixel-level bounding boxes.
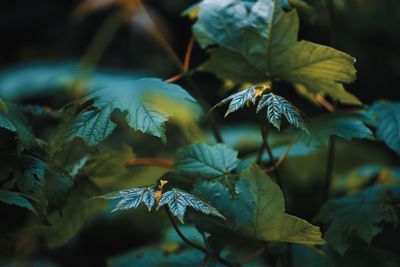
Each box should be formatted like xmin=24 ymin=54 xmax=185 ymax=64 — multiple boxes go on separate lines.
xmin=1 ymin=0 xmax=400 ymax=266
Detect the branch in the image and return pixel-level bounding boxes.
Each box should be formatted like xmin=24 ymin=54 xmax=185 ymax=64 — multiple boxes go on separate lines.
xmin=164 ymin=207 xmax=236 ymax=267
xmin=79 ymin=11 xmax=123 ymax=74
xmin=238 ymin=247 xmax=266 ymax=265
xmin=259 ymin=122 xmax=283 ymax=188
xmin=183 ymin=36 xmax=195 ymax=72
xmin=322 ymin=136 xmax=336 ymax=202
xmin=126 ymin=158 xmax=174 ymax=169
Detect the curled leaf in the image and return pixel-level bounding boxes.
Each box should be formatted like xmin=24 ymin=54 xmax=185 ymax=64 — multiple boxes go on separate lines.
xmin=156 ymin=188 xmax=225 ymax=223
xmin=209 ymin=85 xmax=269 ymax=117
xmin=97 ymin=185 xmax=157 ymax=212
xmin=256 ymin=93 xmax=307 ymax=132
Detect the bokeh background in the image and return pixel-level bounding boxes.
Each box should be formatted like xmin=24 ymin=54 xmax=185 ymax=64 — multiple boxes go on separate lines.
xmin=1 ymin=0 xmax=400 ymax=266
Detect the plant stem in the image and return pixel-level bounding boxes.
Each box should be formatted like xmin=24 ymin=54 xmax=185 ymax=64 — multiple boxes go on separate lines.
xmin=126 ymin=158 xmax=174 ymax=169
xmin=137 ymin=2 xmax=223 ymax=143
xmin=79 ymin=11 xmax=123 ymax=74
xmin=322 ymin=136 xmax=336 ymax=202
xmin=164 ymin=207 xmax=207 ymax=253
xmin=327 ymin=0 xmax=336 ymax=45
xmin=322 ymin=0 xmax=337 ymax=203
xmin=259 ymin=121 xmax=283 ymax=191
xmin=238 ymin=247 xmax=266 ymax=265
xmin=164 ymin=207 xmax=235 ymax=267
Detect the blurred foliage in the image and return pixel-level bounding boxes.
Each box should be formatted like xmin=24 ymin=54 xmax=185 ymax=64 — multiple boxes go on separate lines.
xmin=1 ymin=0 xmax=400 ymax=267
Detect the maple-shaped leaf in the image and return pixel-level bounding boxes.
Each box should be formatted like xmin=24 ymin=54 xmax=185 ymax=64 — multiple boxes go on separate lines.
xmin=193 ymin=165 xmax=324 ymax=246
xmin=194 ymin=0 xmax=360 ymax=105
xmin=0 ymin=102 xmax=38 ymax=152
xmin=368 ymin=102 xmax=400 ymax=155
xmin=256 ymin=93 xmax=307 ymax=132
xmin=51 ymin=78 xmax=197 ymax=150
xmin=317 ymin=185 xmax=400 ymax=255
xmin=175 ymin=143 xmax=240 ymax=181
xmin=156 ymin=188 xmax=225 ymax=223
xmin=210 ymin=85 xmax=268 ymax=117
xmin=97 ymin=185 xmax=157 ymax=212
xmin=301 ymin=112 xmax=374 ymax=147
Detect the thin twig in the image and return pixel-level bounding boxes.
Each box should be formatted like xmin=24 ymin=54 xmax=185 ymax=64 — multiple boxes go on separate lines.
xmin=322 ymin=136 xmax=336 ymax=202
xmin=79 ymin=11 xmax=123 ymax=73
xmin=238 ymin=247 xmax=266 ymax=265
xmin=137 ymin=2 xmax=223 ymax=143
xmin=165 ymin=73 xmax=183 ymax=83
xmin=315 ymin=94 xmax=335 ymax=112
xmin=322 ymin=0 xmax=337 ymax=203
xmin=183 ymin=36 xmax=195 ymax=71
xmin=164 ymin=207 xmax=235 ymax=267
xmin=164 ymin=35 xmax=195 ymax=83
xmin=259 ymin=122 xmax=283 ymax=189
xmin=137 ymin=0 xmax=184 ymax=70
xmin=126 ymin=158 xmax=174 ymax=169
xmin=262 ymin=135 xmax=299 ymax=172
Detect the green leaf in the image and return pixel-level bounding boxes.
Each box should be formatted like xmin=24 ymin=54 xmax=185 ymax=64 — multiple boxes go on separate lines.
xmin=0 ymin=61 xmax=143 ymax=101
xmin=0 ymin=103 xmax=38 ymax=152
xmin=301 ymin=112 xmax=373 ymax=147
xmin=42 ymin=179 xmax=106 ymax=248
xmin=15 ymin=155 xmax=46 ymax=196
xmin=194 ymin=0 xmax=360 ymax=105
xmin=369 ymin=102 xmax=400 ymax=155
xmin=84 ymin=145 xmax=134 ymax=188
xmin=175 ymin=143 xmax=240 ymax=180
xmin=275 ymin=41 xmax=359 ymax=105
xmin=51 ymin=78 xmax=197 ymax=149
xmin=194 ymin=165 xmax=324 ymax=245
xmin=0 ymin=154 xmax=73 ymax=210
xmin=210 ymin=85 xmax=268 ymax=117
xmin=0 ymin=190 xmax=36 ymax=213
xmin=44 ymin=166 xmax=74 ymax=210
xmin=97 ymin=185 xmax=157 ymax=212
xmin=109 ymin=247 xmax=209 ymax=267
xmin=317 ymin=185 xmax=400 ymax=255
xmin=157 ymin=188 xmax=225 ymax=223
xmin=256 ymin=92 xmax=307 ymax=131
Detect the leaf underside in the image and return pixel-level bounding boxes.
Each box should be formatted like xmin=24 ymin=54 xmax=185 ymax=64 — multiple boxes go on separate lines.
xmin=256 ymin=93 xmax=307 ymax=132
xmin=157 ymin=188 xmax=225 ymax=223
xmin=97 ymin=185 xmax=157 ymax=212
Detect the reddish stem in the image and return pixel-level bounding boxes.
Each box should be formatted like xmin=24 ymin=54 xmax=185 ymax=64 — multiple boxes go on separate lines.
xmin=126 ymin=158 xmax=174 ymax=169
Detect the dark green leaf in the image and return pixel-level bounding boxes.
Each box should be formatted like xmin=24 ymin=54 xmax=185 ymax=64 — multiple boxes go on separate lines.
xmin=44 ymin=166 xmax=74 ymax=210
xmin=0 ymin=103 xmax=38 ymax=152
xmin=84 ymin=145 xmax=134 ymax=188
xmin=317 ymin=185 xmax=400 ymax=255
xmin=97 ymin=185 xmax=157 ymax=212
xmin=369 ymin=102 xmax=400 ymax=155
xmin=15 ymin=155 xmax=46 ymax=196
xmin=194 ymin=165 xmax=324 ymax=245
xmin=157 ymin=188 xmax=225 ymax=223
xmin=256 ymin=93 xmax=307 ymax=131
xmin=175 ymin=143 xmax=240 ymax=180
xmin=194 ymin=0 xmax=360 ymax=105
xmin=0 ymin=190 xmax=36 ymax=213
xmin=109 ymin=247 xmax=209 ymax=267
xmin=42 ymin=179 xmax=106 ymax=248
xmin=301 ymin=112 xmax=373 ymax=147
